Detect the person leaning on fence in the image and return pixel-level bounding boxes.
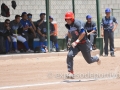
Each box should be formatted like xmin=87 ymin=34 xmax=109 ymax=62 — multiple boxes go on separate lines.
xmin=0 ymin=19 xmax=12 ymax=53
xmin=37 ymin=16 xmax=60 ymax=52
xmin=20 ymin=12 xmax=36 ymax=52
xmin=101 ymin=8 xmax=118 ymax=57
xmin=10 ymin=15 xmax=33 ymax=53
xmin=84 ymin=15 xmax=97 ymax=50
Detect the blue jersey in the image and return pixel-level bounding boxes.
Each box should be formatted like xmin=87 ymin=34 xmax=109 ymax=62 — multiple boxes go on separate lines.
xmin=20 ymin=19 xmax=32 ymax=31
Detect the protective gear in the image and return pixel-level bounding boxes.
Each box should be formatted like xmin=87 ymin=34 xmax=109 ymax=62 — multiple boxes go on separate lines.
xmin=86 ymin=15 xmax=92 ymax=19
xmin=65 ymin=12 xmax=74 ymax=21
xmin=105 ymin=8 xmax=111 ymax=13
xmin=11 ymin=0 xmax=17 ymax=9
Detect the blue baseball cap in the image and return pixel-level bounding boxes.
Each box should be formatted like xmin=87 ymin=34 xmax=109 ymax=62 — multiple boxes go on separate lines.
xmin=105 ymin=8 xmax=111 ymax=13
xmin=40 ymin=13 xmax=46 ymax=16
xmin=49 ymin=16 xmax=53 ymax=20
xmin=21 ymin=12 xmax=27 ymax=17
xmin=86 ymin=15 xmax=92 ymax=19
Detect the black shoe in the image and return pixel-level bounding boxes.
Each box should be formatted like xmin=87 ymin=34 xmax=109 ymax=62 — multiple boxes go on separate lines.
xmin=110 ymin=53 xmax=115 ymax=57
xmin=56 ymin=48 xmax=60 ymax=52
xmin=103 ymin=54 xmax=108 ymax=57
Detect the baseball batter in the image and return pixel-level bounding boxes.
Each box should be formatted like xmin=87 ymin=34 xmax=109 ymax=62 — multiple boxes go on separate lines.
xmin=65 ymin=12 xmax=101 ymax=79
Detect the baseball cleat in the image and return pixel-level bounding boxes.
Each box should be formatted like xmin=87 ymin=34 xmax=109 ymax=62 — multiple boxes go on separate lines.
xmin=66 ymin=72 xmax=74 ymax=79
xmin=96 ymin=54 xmax=101 ymax=65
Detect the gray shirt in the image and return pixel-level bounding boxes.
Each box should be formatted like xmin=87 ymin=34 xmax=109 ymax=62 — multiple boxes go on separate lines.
xmin=37 ymin=22 xmax=55 ymax=34
xmin=101 ymin=16 xmax=118 ymax=30
xmin=10 ymin=20 xmax=23 ymax=34
xmin=66 ymin=19 xmax=86 ymax=42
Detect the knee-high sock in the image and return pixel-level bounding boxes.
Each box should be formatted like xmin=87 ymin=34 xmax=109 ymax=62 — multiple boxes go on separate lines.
xmin=5 ymin=39 xmax=9 ymax=53
xmin=23 ymin=41 xmax=29 ymax=50
xmin=13 ymin=42 xmax=17 ymax=50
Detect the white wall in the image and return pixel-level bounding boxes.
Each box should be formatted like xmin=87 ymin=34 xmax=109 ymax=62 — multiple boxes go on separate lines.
xmin=0 ymin=0 xmax=120 ymax=38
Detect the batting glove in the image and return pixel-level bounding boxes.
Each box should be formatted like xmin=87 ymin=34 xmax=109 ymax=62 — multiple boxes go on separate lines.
xmin=72 ymin=39 xmax=80 ymax=48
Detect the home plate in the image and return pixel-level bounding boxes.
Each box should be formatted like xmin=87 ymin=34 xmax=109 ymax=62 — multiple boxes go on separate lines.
xmin=63 ymin=77 xmax=117 ymax=83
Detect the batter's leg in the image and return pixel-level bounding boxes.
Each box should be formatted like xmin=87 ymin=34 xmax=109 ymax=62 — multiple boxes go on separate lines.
xmin=67 ymin=46 xmax=79 ymax=73
xmin=80 ymin=41 xmax=100 ymax=64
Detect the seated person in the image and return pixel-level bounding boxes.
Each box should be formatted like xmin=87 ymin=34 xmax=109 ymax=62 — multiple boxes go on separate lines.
xmin=27 ymin=13 xmax=36 ymax=31
xmin=84 ymin=15 xmax=97 ymax=50
xmin=10 ymin=15 xmax=34 ymax=53
xmin=0 ymin=19 xmax=12 ymax=53
xmin=27 ymin=13 xmax=36 ymax=50
xmin=36 ymin=13 xmax=46 ymax=27
xmin=37 ymin=16 xmax=59 ymax=52
xmin=20 ymin=12 xmax=36 ymax=50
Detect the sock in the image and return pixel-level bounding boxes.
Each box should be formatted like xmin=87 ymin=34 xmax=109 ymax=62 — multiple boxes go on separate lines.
xmin=55 ymin=43 xmax=59 ymax=49
xmin=69 ymin=70 xmax=74 ymax=74
xmin=23 ymin=41 xmax=29 ymax=50
xmin=13 ymin=42 xmax=17 ymax=50
xmin=5 ymin=39 xmax=9 ymax=53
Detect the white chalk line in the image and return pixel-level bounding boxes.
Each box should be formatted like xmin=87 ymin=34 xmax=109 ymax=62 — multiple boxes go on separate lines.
xmin=0 ymin=77 xmax=117 ymax=90
xmin=0 ymin=82 xmax=66 ymax=90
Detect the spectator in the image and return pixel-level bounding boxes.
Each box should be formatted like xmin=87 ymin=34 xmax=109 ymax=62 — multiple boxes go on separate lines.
xmin=27 ymin=13 xmax=36 ymax=31
xmin=10 ymin=15 xmax=33 ymax=53
xmin=36 ymin=13 xmax=46 ymax=27
xmin=20 ymin=12 xmax=36 ymax=50
xmin=37 ymin=16 xmax=60 ymax=52
xmin=27 ymin=13 xmax=36 ymax=50
xmin=84 ymin=15 xmax=97 ymax=50
xmin=0 ymin=19 xmax=12 ymax=53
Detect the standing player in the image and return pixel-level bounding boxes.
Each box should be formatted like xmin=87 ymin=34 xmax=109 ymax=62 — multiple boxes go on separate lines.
xmin=101 ymin=8 xmax=118 ymax=57
xmin=65 ymin=12 xmax=101 ymax=79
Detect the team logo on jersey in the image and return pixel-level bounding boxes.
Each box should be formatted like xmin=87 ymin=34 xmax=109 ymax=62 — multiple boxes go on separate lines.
xmin=74 ymin=31 xmax=79 ymax=36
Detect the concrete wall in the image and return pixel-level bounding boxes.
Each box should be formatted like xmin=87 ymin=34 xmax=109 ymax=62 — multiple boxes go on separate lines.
xmin=0 ymin=0 xmax=120 ymax=38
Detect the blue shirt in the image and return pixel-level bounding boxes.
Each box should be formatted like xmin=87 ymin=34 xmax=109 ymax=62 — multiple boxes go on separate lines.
xmin=20 ymin=19 xmax=32 ymax=31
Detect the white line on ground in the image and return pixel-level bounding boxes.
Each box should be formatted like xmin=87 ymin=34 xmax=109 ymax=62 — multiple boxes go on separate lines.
xmin=0 ymin=77 xmax=117 ymax=90
xmin=0 ymin=82 xmax=66 ymax=90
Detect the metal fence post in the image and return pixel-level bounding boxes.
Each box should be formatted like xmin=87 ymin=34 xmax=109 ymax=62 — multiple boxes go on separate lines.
xmin=72 ymin=0 xmax=75 ymax=15
xmin=45 ymin=0 xmax=50 ymax=52
xmin=96 ymin=0 xmax=103 ymax=55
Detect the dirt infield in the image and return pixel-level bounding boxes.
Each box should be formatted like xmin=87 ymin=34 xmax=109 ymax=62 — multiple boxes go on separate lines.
xmin=0 ymin=51 xmax=120 ymax=90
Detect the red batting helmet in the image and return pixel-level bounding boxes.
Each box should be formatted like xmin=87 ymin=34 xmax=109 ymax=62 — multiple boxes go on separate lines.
xmin=65 ymin=12 xmax=74 ymax=21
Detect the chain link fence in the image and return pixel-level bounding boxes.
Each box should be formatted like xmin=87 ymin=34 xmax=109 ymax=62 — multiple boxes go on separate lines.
xmin=111 ymin=9 xmax=120 ymax=38
xmin=0 ymin=0 xmax=97 ymax=39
